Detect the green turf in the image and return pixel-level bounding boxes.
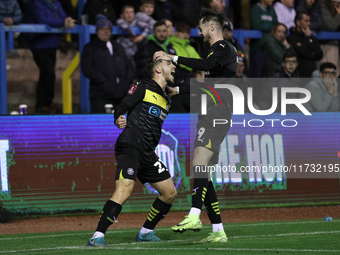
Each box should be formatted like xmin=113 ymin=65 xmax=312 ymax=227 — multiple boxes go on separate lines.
xmin=1 ymin=219 xmax=340 ymax=255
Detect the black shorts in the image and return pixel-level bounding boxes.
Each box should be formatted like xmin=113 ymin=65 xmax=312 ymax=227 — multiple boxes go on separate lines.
xmin=194 ymin=112 xmax=231 ymax=164
xmin=115 ymin=143 xmax=171 ymax=184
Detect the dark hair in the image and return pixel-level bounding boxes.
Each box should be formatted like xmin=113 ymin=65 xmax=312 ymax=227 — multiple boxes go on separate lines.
xmin=153 ymin=19 xmax=166 ymax=30
xmin=320 ymin=62 xmax=336 ymax=72
xmin=200 ymin=9 xmax=226 ymax=30
xmin=200 ymin=8 xmax=225 ymax=30
xmin=271 ymin=22 xmax=287 ymax=35
xmin=147 ymin=59 xmax=158 ymax=77
xmin=121 ymin=5 xmax=134 ymax=14
xmin=283 ymin=50 xmax=297 ymax=62
xmin=175 ymin=22 xmax=191 ymax=34
xmin=294 ymin=11 xmax=310 ymax=26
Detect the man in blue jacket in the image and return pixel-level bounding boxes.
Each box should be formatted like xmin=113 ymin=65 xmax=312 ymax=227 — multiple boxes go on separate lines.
xmin=29 ymin=0 xmax=75 ymax=114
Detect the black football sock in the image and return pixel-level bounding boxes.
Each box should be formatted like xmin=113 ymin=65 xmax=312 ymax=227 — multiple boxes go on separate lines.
xmin=143 ymin=197 xmax=172 ymax=230
xmin=191 ymin=171 xmax=209 ymax=209
xmin=96 ymin=200 xmax=122 ymax=234
xmin=204 ymin=181 xmax=222 ymax=224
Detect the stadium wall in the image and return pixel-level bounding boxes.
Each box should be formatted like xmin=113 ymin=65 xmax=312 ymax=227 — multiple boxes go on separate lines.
xmin=0 ymin=113 xmax=339 ymax=215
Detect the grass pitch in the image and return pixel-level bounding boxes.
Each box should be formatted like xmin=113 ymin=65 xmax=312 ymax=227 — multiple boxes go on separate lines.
xmin=1 ymin=219 xmax=340 ymax=255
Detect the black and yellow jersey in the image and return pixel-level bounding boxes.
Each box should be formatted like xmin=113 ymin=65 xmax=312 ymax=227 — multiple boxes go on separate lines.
xmin=114 ymin=79 xmax=171 ymax=151
xmin=178 ymin=40 xmax=238 ymax=78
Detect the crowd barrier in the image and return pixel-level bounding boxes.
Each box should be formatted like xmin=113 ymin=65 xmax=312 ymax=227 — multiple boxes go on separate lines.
xmin=1 ymin=23 xmax=340 ymax=115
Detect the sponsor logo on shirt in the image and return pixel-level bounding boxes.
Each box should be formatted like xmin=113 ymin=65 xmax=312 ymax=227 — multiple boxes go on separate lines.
xmin=149 ymin=106 xmax=161 ymax=117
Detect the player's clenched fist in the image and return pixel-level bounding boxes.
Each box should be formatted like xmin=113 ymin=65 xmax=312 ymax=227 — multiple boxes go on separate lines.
xmin=115 ymin=115 xmax=126 ymax=129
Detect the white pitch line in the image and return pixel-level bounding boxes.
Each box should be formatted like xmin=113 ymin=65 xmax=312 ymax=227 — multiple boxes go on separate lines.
xmin=1 ymin=246 xmax=340 ymax=254
xmin=1 ymin=219 xmax=338 ymax=241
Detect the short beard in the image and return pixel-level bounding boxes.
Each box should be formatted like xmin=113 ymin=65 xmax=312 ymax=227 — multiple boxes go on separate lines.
xmin=166 ymin=76 xmax=174 ymax=85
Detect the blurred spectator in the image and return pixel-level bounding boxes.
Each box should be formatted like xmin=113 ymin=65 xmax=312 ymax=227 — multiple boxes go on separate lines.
xmin=117 ymin=5 xmax=151 ymax=60
xmin=164 ymin=18 xmax=174 ymax=37
xmin=302 ymin=62 xmax=339 ymax=111
xmin=29 ymin=0 xmax=75 ymax=114
xmin=249 ymin=0 xmax=278 ymax=77
xmin=169 ymin=21 xmax=201 ymax=113
xmin=273 ymin=0 xmax=296 ymax=29
xmin=0 ymin=0 xmax=23 ymax=25
xmin=274 ymin=50 xmax=300 ymax=77
xmin=261 ymin=23 xmax=295 ymax=77
xmin=81 ymin=14 xmax=134 ymax=113
xmin=258 ymin=51 xmax=301 ymax=112
xmin=222 ymin=20 xmax=248 ymax=73
xmin=136 ymin=0 xmax=156 ymax=28
xmin=134 ymin=19 xmax=176 ymax=80
xmin=295 ymin=0 xmax=324 ymax=31
xmin=319 ymin=0 xmax=340 ymax=76
xmin=287 ymin=12 xmax=323 ymax=77
xmin=236 ymin=52 xmax=247 ymax=78
xmin=82 ymin=0 xmax=117 ymax=25
xmin=152 ymin=0 xmax=184 ymax=23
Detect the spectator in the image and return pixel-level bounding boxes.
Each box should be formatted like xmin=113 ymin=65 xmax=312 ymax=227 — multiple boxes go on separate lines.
xmin=134 ymin=20 xmax=176 ymax=80
xmin=169 ymin=21 xmax=202 ymax=113
xmin=81 ymin=14 xmax=134 ymax=113
xmin=164 ymin=18 xmax=174 ymax=37
xmin=29 ymin=0 xmax=75 ymax=114
xmin=258 ymin=51 xmax=301 ymax=112
xmin=287 ymin=12 xmax=323 ymax=77
xmin=319 ymin=0 xmax=340 ymax=76
xmin=136 ymin=0 xmax=156 ymax=31
xmin=117 ymin=5 xmax=151 ymax=60
xmin=273 ymin=0 xmax=296 ymax=29
xmin=0 ymin=0 xmax=23 ymax=25
xmin=249 ymin=0 xmax=278 ymax=77
xmin=222 ymin=20 xmax=248 ymax=73
xmin=274 ymin=50 xmax=300 ymax=78
xmin=295 ymin=0 xmax=324 ymax=31
xmin=261 ymin=23 xmax=295 ymax=77
xmin=302 ymin=62 xmax=339 ymax=111
xmin=236 ymin=52 xmax=247 ymax=78
xmin=82 ymin=0 xmax=117 ymax=25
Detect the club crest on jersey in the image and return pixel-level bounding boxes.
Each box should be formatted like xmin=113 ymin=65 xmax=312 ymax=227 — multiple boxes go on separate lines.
xmin=149 ymin=106 xmax=161 ymax=117
xmin=128 ymin=84 xmax=137 ymax=95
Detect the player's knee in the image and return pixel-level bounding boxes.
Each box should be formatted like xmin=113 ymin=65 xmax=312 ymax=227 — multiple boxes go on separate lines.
xmin=167 ymin=187 xmax=177 ymax=203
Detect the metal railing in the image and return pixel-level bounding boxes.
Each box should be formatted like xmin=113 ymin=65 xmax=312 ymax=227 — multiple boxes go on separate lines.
xmin=1 ymin=23 xmax=340 ymax=114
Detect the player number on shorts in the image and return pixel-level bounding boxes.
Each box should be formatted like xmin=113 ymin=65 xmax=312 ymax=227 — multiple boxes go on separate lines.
xmin=197 ymin=127 xmax=205 ymax=143
xmin=154 ymin=159 xmax=166 ymax=174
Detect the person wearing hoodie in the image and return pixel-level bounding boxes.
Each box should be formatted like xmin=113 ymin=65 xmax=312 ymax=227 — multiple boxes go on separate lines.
xmin=134 ymin=19 xmax=176 ymax=80
xmin=261 ymin=23 xmax=295 ymax=77
xmin=295 ymin=0 xmax=324 ymax=31
xmin=302 ymin=62 xmax=339 ymax=111
xmin=286 ymin=11 xmax=323 ymax=77
xmin=81 ymin=15 xmax=134 ymax=113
